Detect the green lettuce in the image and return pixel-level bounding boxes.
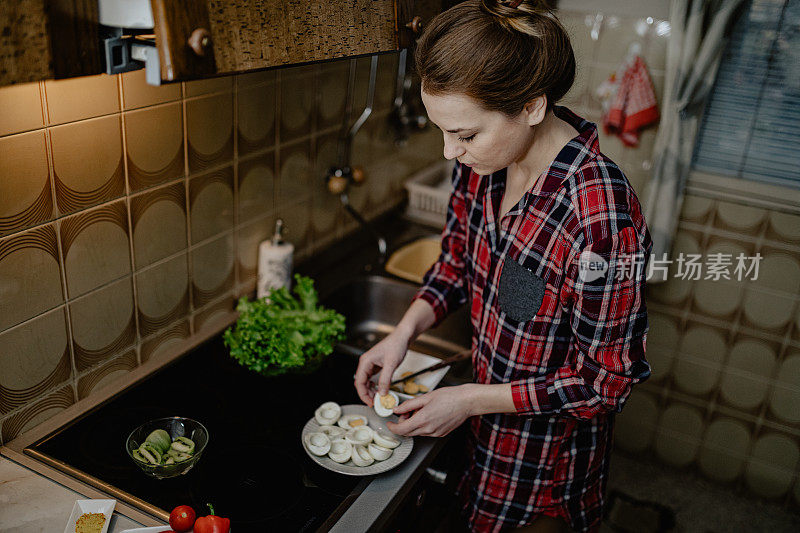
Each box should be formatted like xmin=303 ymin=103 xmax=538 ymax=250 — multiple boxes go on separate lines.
xmin=223 ymin=274 xmax=346 ymax=377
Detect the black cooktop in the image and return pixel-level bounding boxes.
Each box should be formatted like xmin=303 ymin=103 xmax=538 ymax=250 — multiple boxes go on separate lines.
xmin=29 ymin=336 xmax=366 ymax=532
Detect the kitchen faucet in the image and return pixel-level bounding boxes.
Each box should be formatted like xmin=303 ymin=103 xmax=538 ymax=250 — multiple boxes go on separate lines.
xmin=324 ymin=55 xmax=388 ymax=267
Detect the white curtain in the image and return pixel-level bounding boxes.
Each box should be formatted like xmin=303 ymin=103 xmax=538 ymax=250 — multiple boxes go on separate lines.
xmin=643 ymin=0 xmax=745 ymax=273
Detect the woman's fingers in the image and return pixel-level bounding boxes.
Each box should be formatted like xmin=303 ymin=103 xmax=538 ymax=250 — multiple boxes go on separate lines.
xmin=354 ymin=358 xmax=379 ymax=405
xmin=392 ymin=394 xmax=428 ymax=415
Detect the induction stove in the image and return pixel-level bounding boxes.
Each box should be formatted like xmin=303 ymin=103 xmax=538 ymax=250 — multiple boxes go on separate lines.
xmin=26 ymin=336 xmax=368 ymax=532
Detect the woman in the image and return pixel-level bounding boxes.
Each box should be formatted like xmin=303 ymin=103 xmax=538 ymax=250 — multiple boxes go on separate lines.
xmin=354 ymin=1 xmax=652 ymax=531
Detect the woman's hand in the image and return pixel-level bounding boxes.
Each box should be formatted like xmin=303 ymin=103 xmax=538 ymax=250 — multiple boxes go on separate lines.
xmin=386 ymin=385 xmax=476 ymax=437
xmin=354 ymin=330 xmax=410 ymax=406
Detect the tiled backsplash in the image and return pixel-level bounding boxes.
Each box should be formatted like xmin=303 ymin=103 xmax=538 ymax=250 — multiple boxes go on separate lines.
xmin=0 ymin=54 xmax=444 ymax=443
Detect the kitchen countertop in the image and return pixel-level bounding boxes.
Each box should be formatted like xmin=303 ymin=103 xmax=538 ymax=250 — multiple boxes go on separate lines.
xmin=0 ymin=209 xmax=454 ymax=532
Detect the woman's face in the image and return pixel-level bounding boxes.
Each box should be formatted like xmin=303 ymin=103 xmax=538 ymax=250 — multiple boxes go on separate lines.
xmin=421 ymin=89 xmax=536 ymax=176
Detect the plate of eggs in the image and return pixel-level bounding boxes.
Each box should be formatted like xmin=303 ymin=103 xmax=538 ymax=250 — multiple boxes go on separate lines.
xmin=301 ymin=397 xmax=413 ymax=476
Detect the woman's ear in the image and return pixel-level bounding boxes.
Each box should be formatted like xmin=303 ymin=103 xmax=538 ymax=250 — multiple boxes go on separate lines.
xmin=523 ymin=95 xmax=548 ymax=126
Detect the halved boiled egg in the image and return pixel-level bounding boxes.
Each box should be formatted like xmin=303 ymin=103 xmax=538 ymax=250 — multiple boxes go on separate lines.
xmin=367 ymin=443 xmax=393 ymax=461
xmin=351 ymin=444 xmax=375 ymax=467
xmin=315 ymin=401 xmax=342 ymax=426
xmin=318 ymin=425 xmax=346 ymax=439
xmin=372 ymin=429 xmax=401 ymax=449
xmin=328 ymin=440 xmax=352 ymax=463
xmin=345 ymin=426 xmax=374 ymax=446
xmin=373 ymin=391 xmax=400 ymax=417
xmin=337 ymin=414 xmax=368 ymax=429
xmin=303 ymin=432 xmax=331 ymax=456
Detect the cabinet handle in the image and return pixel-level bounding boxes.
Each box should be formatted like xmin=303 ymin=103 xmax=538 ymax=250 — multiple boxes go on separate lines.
xmin=187 ymin=28 xmax=212 ymax=56
xmin=405 ymin=16 xmax=423 ymax=34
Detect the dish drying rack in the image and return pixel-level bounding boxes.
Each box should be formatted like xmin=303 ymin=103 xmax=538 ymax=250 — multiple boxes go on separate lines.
xmin=404 ymin=160 xmax=453 ymax=228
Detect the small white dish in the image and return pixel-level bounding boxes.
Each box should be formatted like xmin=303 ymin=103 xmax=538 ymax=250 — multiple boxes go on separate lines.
xmin=64 ymin=499 xmax=115 ymax=533
xmin=390 ymin=350 xmax=452 ymax=400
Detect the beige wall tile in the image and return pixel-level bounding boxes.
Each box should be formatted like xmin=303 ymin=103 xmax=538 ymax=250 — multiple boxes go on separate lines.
xmin=1 ymin=385 xmax=74 ymax=443
xmin=237 ymin=82 xmax=276 ymax=156
xmin=125 ymin=103 xmax=184 ymax=191
xmin=277 ymin=140 xmax=312 ymax=205
xmin=77 ymin=350 xmax=137 ymax=400
xmin=0 ymin=130 xmax=53 ymax=236
xmin=0 ymin=307 xmax=71 ymax=414
xmin=277 ymin=198 xmax=312 ymax=253
xmin=238 ymin=152 xmax=275 ymax=224
xmin=186 ymin=93 xmax=234 ymax=174
xmin=189 ymin=167 xmax=234 ymax=243
xmin=193 ymin=294 xmax=234 ymax=333
xmin=69 ymin=277 xmax=136 ymax=371
xmin=0 ymin=81 xmax=44 ymax=136
xmin=185 ymin=76 xmax=234 ymax=97
xmin=237 ymin=69 xmax=276 ymax=88
xmin=280 ymin=71 xmax=314 ymax=142
xmin=50 ymin=115 xmax=124 ymax=215
xmin=191 ymin=233 xmax=234 ymax=308
xmin=44 ymin=75 xmax=120 ymax=125
xmin=0 ymin=224 xmax=63 ymax=331
xmin=120 ymin=70 xmax=181 ymax=110
xmin=317 ymin=64 xmax=348 ymax=130
xmin=140 ymin=320 xmax=190 ymax=364
xmin=312 ymin=133 xmax=344 ymax=237
xmin=131 ymin=182 xmax=187 ymax=269
xmin=135 ymin=253 xmax=189 ymax=337
xmin=61 ymin=201 xmax=131 ymax=298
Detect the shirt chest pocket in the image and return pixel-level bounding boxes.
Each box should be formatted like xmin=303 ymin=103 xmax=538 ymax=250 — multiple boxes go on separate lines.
xmin=497 ymin=257 xmax=545 ymax=322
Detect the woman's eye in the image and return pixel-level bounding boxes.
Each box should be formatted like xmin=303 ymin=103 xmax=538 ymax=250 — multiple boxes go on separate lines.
xmin=458 ymin=134 xmax=476 ymax=143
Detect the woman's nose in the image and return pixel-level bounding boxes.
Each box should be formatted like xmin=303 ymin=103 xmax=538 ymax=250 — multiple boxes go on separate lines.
xmin=442 ymin=135 xmax=466 ymax=160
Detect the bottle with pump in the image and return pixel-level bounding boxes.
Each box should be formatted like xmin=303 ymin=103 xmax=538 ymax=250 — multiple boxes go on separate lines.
xmin=256 ymin=219 xmax=294 ymax=299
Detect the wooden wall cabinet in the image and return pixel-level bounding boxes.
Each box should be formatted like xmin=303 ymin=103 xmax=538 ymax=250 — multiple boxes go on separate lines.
xmin=0 ymin=0 xmax=429 ymax=87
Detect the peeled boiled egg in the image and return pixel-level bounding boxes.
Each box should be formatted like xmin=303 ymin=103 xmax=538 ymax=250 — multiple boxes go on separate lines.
xmin=318 ymin=425 xmax=346 ymax=439
xmin=351 ymin=444 xmax=375 ymax=467
xmin=372 ymin=429 xmax=401 ymax=449
xmin=328 ymin=440 xmax=353 ymax=463
xmin=315 ymin=402 xmax=342 ymax=426
xmin=373 ymin=391 xmax=400 ymax=417
xmin=337 ymin=414 xmax=368 ymax=429
xmin=345 ymin=426 xmax=374 ymax=446
xmin=303 ymin=432 xmax=331 ymax=456
xmin=367 ymin=443 xmax=393 ymax=461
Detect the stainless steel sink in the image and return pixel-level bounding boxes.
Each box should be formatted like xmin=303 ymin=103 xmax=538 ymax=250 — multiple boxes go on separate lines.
xmin=321 ymin=275 xmax=473 ymax=384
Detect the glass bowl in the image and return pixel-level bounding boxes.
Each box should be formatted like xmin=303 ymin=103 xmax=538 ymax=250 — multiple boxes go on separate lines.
xmin=125 ymin=417 xmax=209 ymax=479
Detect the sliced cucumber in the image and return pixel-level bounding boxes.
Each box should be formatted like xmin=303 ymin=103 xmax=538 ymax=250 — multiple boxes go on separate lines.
xmin=144 ymin=429 xmax=172 ymax=454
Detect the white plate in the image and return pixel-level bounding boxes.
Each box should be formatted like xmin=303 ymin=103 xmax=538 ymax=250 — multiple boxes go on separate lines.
xmin=301 ymin=404 xmax=413 ymax=476
xmin=387 ymin=349 xmax=451 ymax=400
xmin=64 ymin=499 xmax=115 ymax=533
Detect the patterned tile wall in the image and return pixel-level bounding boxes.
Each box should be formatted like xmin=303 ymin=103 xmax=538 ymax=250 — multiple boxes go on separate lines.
xmin=0 ymin=53 xmax=444 ymax=444
xmin=558 ymin=8 xmax=800 ymax=511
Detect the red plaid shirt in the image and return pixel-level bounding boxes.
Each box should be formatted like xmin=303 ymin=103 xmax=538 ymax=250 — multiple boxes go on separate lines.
xmin=413 ymin=107 xmax=652 ymax=532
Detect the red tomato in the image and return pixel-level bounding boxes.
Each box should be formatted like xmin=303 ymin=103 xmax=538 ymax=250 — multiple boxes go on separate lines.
xmin=169 ymin=505 xmax=196 ymax=532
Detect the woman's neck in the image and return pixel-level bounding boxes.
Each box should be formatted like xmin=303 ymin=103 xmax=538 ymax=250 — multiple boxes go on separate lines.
xmin=508 ymin=109 xmax=577 ymax=191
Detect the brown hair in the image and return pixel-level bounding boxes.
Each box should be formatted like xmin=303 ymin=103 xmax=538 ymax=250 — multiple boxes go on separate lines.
xmin=414 ymin=0 xmax=575 ymax=116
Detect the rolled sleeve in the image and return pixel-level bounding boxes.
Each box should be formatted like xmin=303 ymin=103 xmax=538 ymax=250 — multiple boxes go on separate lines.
xmin=412 ymin=163 xmax=470 ymax=327
xmin=511 ymin=225 xmax=651 ymax=419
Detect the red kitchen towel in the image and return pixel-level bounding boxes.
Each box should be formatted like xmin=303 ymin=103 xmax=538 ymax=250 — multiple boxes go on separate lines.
xmin=604 ymin=55 xmax=659 ymax=147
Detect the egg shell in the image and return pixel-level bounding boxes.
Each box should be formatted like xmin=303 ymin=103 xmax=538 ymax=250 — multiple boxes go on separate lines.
xmin=367 ymin=443 xmax=393 ymax=461
xmin=372 ymin=429 xmax=401 ymax=449
xmin=304 ymin=432 xmax=331 ymax=456
xmin=345 ymin=426 xmax=374 ymax=446
xmin=351 ymin=444 xmax=375 ymax=467
xmin=373 ymin=391 xmax=400 ymax=417
xmin=328 ymin=440 xmax=352 ymax=463
xmin=314 ymin=401 xmax=342 ymax=426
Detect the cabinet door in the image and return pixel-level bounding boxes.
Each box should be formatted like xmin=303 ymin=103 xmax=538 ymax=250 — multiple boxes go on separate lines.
xmin=1 ymin=0 xmax=102 ymax=87
xmin=151 ymin=0 xmax=419 ymax=82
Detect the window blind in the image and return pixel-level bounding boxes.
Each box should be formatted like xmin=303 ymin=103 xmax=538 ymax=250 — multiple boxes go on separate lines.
xmin=693 ymin=0 xmax=800 ymax=190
